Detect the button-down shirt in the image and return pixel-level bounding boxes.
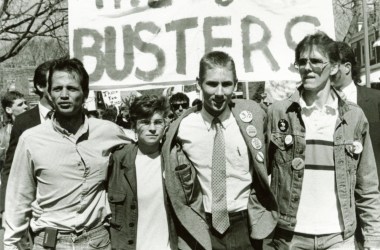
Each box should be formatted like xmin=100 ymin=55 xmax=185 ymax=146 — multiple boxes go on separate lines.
xmin=4 ymin=116 xmax=128 ymax=249
xmin=340 ymin=81 xmax=357 ymax=104
xmin=38 ymin=102 xmax=52 ymax=123
xmin=177 ymin=107 xmax=251 ymax=213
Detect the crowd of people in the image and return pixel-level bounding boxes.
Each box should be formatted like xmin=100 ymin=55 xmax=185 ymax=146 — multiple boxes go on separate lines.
xmin=0 ymin=31 xmax=379 ymax=250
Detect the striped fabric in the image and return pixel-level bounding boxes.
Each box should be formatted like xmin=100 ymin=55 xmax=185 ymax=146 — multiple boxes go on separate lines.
xmin=294 ymin=91 xmax=344 ymax=235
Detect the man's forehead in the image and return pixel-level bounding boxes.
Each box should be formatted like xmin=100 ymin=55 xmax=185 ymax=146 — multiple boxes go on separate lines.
xmin=12 ymin=98 xmax=25 ymax=105
xmin=300 ymin=45 xmax=327 ymax=58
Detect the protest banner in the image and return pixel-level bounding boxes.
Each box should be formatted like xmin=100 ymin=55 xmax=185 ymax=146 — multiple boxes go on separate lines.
xmin=69 ymin=0 xmax=336 ymax=90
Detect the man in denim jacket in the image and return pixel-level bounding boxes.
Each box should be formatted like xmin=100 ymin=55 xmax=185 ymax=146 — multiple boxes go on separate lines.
xmin=267 ymin=32 xmax=380 ymax=249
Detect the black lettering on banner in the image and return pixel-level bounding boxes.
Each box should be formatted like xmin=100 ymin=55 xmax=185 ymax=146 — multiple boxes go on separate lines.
xmin=148 ymin=0 xmax=172 ymax=8
xmin=73 ymin=28 xmax=105 ymax=82
xmin=96 ymin=0 xmax=172 ymax=9
xmin=215 ymin=0 xmax=234 ymax=6
xmin=285 ymin=15 xmax=320 ymax=72
xmin=204 ymin=17 xmax=232 ymax=54
xmin=104 ymin=26 xmax=134 ymax=80
xmin=166 ymin=17 xmax=198 ymax=75
xmin=134 ymin=22 xmax=166 ymax=81
xmin=241 ymin=15 xmax=280 ymax=72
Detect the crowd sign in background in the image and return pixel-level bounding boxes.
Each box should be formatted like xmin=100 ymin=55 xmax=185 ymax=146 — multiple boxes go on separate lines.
xmin=69 ymin=0 xmax=336 ymax=91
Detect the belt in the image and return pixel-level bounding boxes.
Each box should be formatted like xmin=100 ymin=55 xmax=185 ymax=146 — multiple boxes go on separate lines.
xmin=36 ymin=224 xmax=107 ymax=239
xmin=206 ymin=209 xmax=248 ymax=220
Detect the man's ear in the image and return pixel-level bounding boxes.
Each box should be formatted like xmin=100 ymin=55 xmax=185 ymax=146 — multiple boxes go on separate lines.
xmin=329 ymin=63 xmax=339 ymax=76
xmin=196 ymin=77 xmax=202 ymax=91
xmin=5 ymin=107 xmax=12 ymax=116
xmin=343 ymin=62 xmax=352 ymax=75
xmin=233 ymin=80 xmax=238 ymax=92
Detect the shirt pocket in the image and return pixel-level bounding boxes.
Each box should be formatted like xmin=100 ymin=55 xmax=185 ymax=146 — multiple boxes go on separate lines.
xmin=108 ymin=191 xmax=127 ymax=230
xmin=227 ymin=135 xmax=250 ymax=174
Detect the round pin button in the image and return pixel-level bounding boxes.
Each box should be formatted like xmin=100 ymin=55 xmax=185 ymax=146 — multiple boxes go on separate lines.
xmin=239 ymin=110 xmax=253 ymax=123
xmin=351 ymin=141 xmax=363 ymax=154
xmin=251 ymin=138 xmax=262 ymax=150
xmin=285 ymin=135 xmax=293 ymax=145
xmin=292 ymin=158 xmax=305 ymax=170
xmin=246 ymin=125 xmax=257 ymax=137
xmin=256 ymin=151 xmax=264 ymax=163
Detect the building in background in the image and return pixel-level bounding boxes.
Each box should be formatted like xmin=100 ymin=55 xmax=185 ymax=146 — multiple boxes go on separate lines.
xmin=344 ymin=0 xmax=380 ymax=89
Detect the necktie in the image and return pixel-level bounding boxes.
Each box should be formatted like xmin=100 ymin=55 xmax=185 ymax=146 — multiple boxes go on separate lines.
xmin=211 ymin=117 xmax=230 ymax=234
xmin=337 ymin=90 xmax=347 ymax=101
xmin=47 ymin=110 xmax=54 ymax=119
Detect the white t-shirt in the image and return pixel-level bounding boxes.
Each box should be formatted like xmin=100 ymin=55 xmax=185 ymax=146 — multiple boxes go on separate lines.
xmin=135 ymin=150 xmax=171 ymax=250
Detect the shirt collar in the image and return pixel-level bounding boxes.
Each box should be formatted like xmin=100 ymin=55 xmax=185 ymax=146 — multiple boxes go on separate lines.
xmin=341 ymin=81 xmax=356 ymax=102
xmin=38 ymin=102 xmax=52 ymax=119
xmin=201 ymin=106 xmax=233 ymax=131
xmin=299 ymin=89 xmax=338 ymax=115
xmin=52 ymin=114 xmax=89 ymax=140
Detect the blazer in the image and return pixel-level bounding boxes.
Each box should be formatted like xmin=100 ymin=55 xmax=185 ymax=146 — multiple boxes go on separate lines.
xmin=0 ymin=106 xmax=41 ymax=212
xmin=107 ymin=143 xmax=178 ymax=250
xmin=357 ymin=86 xmax=380 ymax=186
xmin=162 ymin=100 xmax=278 ymax=250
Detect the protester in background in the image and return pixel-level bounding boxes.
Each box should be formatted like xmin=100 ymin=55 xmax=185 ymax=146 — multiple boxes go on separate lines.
xmin=163 ymin=51 xmax=277 ymax=250
xmin=0 ymin=90 xmax=28 ymax=171
xmin=0 ymin=60 xmax=54 ymax=216
xmin=192 ymin=98 xmax=202 ymax=107
xmin=4 ymin=58 xmax=128 ymax=249
xmin=102 ymin=105 xmax=118 ymax=122
xmin=331 ymin=41 xmax=380 ymax=188
xmin=267 ymin=32 xmax=380 ymax=249
xmin=107 ymin=95 xmax=177 ymax=250
xmin=169 ymin=92 xmax=189 ymax=120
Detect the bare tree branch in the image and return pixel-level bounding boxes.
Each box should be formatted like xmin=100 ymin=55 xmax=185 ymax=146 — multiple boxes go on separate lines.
xmin=0 ymin=0 xmax=68 ymax=63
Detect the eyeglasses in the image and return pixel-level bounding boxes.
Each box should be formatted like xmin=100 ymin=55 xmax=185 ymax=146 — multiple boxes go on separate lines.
xmin=171 ymin=102 xmax=189 ymax=110
xmin=294 ymin=58 xmax=329 ymax=71
xmin=136 ymin=119 xmax=165 ymax=128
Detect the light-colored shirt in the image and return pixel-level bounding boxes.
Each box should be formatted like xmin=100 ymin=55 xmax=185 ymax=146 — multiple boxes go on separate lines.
xmin=177 ymin=107 xmax=251 ymax=213
xmin=295 ymin=90 xmax=344 ymax=234
xmin=135 ymin=150 xmax=171 ymax=250
xmin=38 ymin=102 xmax=52 ymax=122
xmin=340 ymin=81 xmax=357 ymax=104
xmin=4 ymin=116 xmax=128 ymax=249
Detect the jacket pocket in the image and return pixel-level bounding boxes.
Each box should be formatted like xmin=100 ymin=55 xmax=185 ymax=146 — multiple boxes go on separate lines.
xmin=270 ymin=133 xmax=293 ymax=164
xmin=108 ymin=191 xmax=127 ymax=230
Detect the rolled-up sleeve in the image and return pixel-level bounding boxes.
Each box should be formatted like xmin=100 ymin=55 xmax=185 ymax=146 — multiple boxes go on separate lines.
xmin=4 ymin=135 xmax=36 ymax=248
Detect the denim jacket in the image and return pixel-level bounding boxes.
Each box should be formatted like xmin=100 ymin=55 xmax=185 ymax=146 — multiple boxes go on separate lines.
xmin=267 ymin=87 xmax=380 ymax=248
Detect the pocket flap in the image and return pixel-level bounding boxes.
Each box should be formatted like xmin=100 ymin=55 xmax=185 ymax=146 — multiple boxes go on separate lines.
xmin=270 ymin=133 xmax=287 ymax=150
xmin=108 ymin=192 xmax=126 ymax=203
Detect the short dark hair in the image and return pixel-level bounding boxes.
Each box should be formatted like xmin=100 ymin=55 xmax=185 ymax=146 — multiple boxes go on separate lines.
xmin=48 ymin=58 xmax=89 ymax=99
xmin=335 ymin=41 xmax=361 ymax=84
xmin=198 ymin=51 xmax=237 ymax=83
xmin=1 ymin=91 xmax=24 ymax=113
xmin=169 ymin=92 xmax=189 ymax=105
xmin=129 ymin=95 xmax=168 ymax=129
xmin=192 ymin=98 xmax=202 ymax=106
xmin=34 ymin=60 xmax=54 ymax=98
xmin=102 ymin=106 xmax=118 ymax=122
xmin=295 ymin=31 xmax=335 ymax=64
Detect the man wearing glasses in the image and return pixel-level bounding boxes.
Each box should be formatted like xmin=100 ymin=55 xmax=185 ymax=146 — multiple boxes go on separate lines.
xmin=267 ymin=32 xmax=380 ymax=249
xmin=169 ymin=92 xmax=190 ymax=120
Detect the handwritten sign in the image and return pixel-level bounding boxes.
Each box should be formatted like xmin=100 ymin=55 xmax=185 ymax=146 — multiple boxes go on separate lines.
xmin=69 ymin=0 xmax=336 ymax=90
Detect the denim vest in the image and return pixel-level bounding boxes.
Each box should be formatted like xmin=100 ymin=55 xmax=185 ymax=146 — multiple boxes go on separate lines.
xmin=267 ymin=87 xmax=380 ymax=248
